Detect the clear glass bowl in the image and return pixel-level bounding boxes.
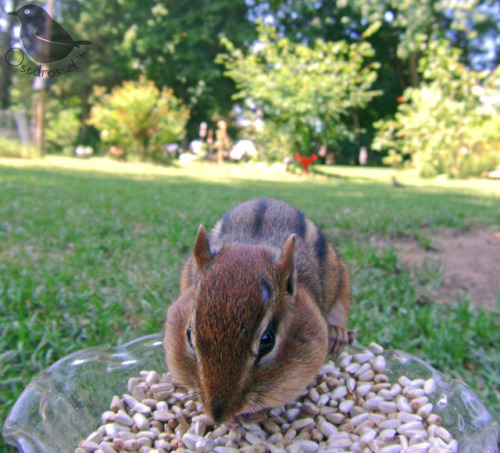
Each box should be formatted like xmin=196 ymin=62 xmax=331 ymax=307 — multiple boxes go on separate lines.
xmin=2 ymin=334 xmax=499 ymax=453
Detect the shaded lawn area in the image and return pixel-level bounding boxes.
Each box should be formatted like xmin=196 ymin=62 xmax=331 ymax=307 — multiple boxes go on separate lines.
xmin=1 ymin=157 xmax=499 ymax=449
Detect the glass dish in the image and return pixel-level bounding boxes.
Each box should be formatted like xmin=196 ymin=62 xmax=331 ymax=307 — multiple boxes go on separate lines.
xmin=2 ymin=334 xmax=499 ymax=453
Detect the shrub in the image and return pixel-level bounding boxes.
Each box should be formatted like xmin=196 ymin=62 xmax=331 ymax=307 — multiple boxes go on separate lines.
xmin=0 ymin=136 xmax=37 ymax=158
xmin=45 ymin=108 xmax=81 ymax=155
xmin=460 ymin=141 xmax=500 ymax=177
xmin=88 ymin=77 xmax=189 ymax=161
xmin=253 ymin=123 xmax=294 ymax=163
xmin=373 ymin=41 xmax=500 ymax=178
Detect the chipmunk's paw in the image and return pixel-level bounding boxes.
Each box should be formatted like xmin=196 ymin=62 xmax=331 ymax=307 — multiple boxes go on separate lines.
xmin=328 ymin=324 xmax=352 ymax=356
xmin=236 ymin=409 xmax=269 ymax=425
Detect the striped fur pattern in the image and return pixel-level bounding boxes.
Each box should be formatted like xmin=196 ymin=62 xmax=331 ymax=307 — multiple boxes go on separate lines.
xmin=164 ymin=198 xmax=351 ymax=424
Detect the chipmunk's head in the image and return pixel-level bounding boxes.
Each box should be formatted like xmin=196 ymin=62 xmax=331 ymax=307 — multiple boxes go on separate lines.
xmin=164 ymin=225 xmax=328 ymax=423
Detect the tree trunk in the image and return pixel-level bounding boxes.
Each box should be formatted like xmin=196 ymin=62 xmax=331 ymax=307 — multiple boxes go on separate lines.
xmin=408 ymin=52 xmax=421 ymax=87
xmin=351 ymin=107 xmax=361 ymax=140
xmin=0 ymin=1 xmax=20 ymax=108
xmin=392 ymin=56 xmax=407 ymax=91
xmin=80 ymin=85 xmax=90 ymax=142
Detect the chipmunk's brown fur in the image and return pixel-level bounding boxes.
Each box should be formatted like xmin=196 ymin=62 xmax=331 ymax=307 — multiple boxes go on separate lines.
xmin=164 ymin=198 xmax=351 ymax=423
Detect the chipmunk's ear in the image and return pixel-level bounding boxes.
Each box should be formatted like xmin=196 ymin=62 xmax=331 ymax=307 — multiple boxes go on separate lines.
xmin=278 ymin=234 xmax=296 ymax=296
xmin=193 ymin=225 xmax=211 ymax=273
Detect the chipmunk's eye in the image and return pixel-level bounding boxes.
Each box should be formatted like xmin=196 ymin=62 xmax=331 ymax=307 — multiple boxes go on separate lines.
xmin=258 ymin=327 xmax=275 ymax=359
xmin=186 ymin=327 xmax=193 ymax=348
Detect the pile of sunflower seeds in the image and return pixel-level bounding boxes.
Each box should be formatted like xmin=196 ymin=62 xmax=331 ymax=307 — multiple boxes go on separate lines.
xmin=75 ymin=342 xmax=458 ymax=453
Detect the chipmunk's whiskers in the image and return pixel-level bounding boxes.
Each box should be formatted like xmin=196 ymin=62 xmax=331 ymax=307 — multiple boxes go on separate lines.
xmin=252 ymin=389 xmax=289 ymax=407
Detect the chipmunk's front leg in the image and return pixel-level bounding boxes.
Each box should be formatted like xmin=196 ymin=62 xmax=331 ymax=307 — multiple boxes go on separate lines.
xmin=327 ymin=324 xmax=355 ymax=356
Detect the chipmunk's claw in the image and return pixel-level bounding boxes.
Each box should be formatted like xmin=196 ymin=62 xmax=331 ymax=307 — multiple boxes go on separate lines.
xmin=328 ymin=325 xmax=352 ymax=356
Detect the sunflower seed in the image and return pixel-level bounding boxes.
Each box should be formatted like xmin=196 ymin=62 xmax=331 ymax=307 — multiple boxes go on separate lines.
xmin=115 ymin=410 xmax=133 ymax=426
xmin=410 ymin=396 xmax=429 ymax=411
xmin=379 ymin=445 xmax=403 ymax=453
xmin=379 ymin=428 xmax=397 ymax=441
xmin=396 ymin=396 xmax=412 ymax=413
xmin=345 ymin=362 xmax=360 ymax=374
xmin=338 ymin=399 xmax=355 ymax=413
xmin=398 ymin=412 xmax=423 ymax=423
xmin=397 ymin=421 xmax=424 ymax=434
xmin=296 ymin=440 xmax=319 ymax=452
xmin=331 ymin=386 xmax=347 ymax=400
xmin=356 ymin=382 xmax=372 ymax=397
xmin=435 ymin=426 xmax=453 ymax=443
xmin=353 ymin=352 xmax=374 ymax=364
xmin=424 ymin=378 xmax=437 ymax=395
xmin=346 ymin=377 xmax=356 ymax=393
xmin=406 ymin=442 xmax=432 ymax=452
xmin=373 ymin=356 xmax=386 ymax=373
xmin=379 ymin=401 xmax=398 ymax=413
xmin=417 ymin=402 xmax=434 ymax=419
xmin=327 ymin=436 xmax=352 ymax=448
xmin=379 ymin=419 xmax=401 ymax=430
xmin=360 ymin=428 xmax=376 ymax=445
xmin=368 ymin=342 xmax=385 ymax=354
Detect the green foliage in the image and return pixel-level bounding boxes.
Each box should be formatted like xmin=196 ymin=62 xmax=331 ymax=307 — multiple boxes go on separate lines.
xmin=88 ymin=77 xmax=189 ymax=161
xmin=248 ymin=0 xmax=499 ymax=164
xmin=218 ymin=22 xmax=381 ymax=160
xmin=342 ymin=0 xmax=483 ymax=57
xmin=373 ymin=41 xmax=500 ymax=177
xmin=45 ymin=108 xmax=81 ymax=155
xmin=253 ymin=123 xmax=294 ymax=163
xmin=0 ymin=136 xmax=37 ymax=159
xmin=340 ymin=0 xmax=492 ymax=84
xmin=114 ymin=0 xmax=256 ymax=136
xmin=459 ymin=142 xmax=500 ymax=177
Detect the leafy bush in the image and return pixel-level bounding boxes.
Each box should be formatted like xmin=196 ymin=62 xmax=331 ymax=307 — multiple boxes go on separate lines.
xmin=373 ymin=41 xmax=500 ymax=178
xmin=45 ymin=108 xmax=81 ymax=155
xmin=88 ymin=77 xmax=189 ymax=161
xmin=0 ymin=136 xmax=37 ymax=158
xmin=252 ymin=122 xmax=294 ymax=163
xmin=460 ymin=141 xmax=500 ymax=177
xmin=218 ymin=21 xmax=381 ymax=161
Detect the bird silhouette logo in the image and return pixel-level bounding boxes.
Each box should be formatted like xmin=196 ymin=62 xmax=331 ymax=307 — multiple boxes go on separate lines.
xmin=8 ymin=4 xmax=92 ymax=64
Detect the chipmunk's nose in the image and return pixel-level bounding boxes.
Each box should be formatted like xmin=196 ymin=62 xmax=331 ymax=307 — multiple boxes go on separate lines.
xmin=209 ymin=396 xmax=231 ymax=424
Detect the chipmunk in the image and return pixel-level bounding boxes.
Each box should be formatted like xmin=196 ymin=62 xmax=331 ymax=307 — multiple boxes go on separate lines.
xmin=164 ymin=198 xmax=352 ymax=423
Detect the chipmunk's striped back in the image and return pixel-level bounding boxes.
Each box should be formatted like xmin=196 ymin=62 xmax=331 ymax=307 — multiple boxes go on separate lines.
xmin=181 ymin=198 xmax=349 ymax=323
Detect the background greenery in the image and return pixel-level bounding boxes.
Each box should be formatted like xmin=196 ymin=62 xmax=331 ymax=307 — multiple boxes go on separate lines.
xmin=0 ymin=157 xmax=499 ymax=451
xmin=1 ymin=0 xmax=499 ymax=174
xmin=1 ymin=0 xmax=500 ymax=449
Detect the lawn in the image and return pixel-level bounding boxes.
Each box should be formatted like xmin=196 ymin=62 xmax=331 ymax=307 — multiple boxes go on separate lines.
xmin=1 ymin=157 xmax=499 ymax=451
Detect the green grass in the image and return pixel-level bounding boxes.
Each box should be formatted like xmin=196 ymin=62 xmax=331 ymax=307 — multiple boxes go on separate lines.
xmin=1 ymin=157 xmax=499 ymax=450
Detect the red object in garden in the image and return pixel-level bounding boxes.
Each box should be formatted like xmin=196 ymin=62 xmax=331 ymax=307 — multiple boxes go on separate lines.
xmin=397 ymin=96 xmax=403 ymax=103
xmin=295 ymin=152 xmax=318 ymax=173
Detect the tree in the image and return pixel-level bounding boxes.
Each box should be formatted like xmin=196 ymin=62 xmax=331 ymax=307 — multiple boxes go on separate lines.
xmin=115 ymin=0 xmax=256 ymax=138
xmin=218 ymin=21 xmax=381 ymax=160
xmin=0 ymin=0 xmax=22 ymax=108
xmin=340 ymin=0 xmax=493 ymax=86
